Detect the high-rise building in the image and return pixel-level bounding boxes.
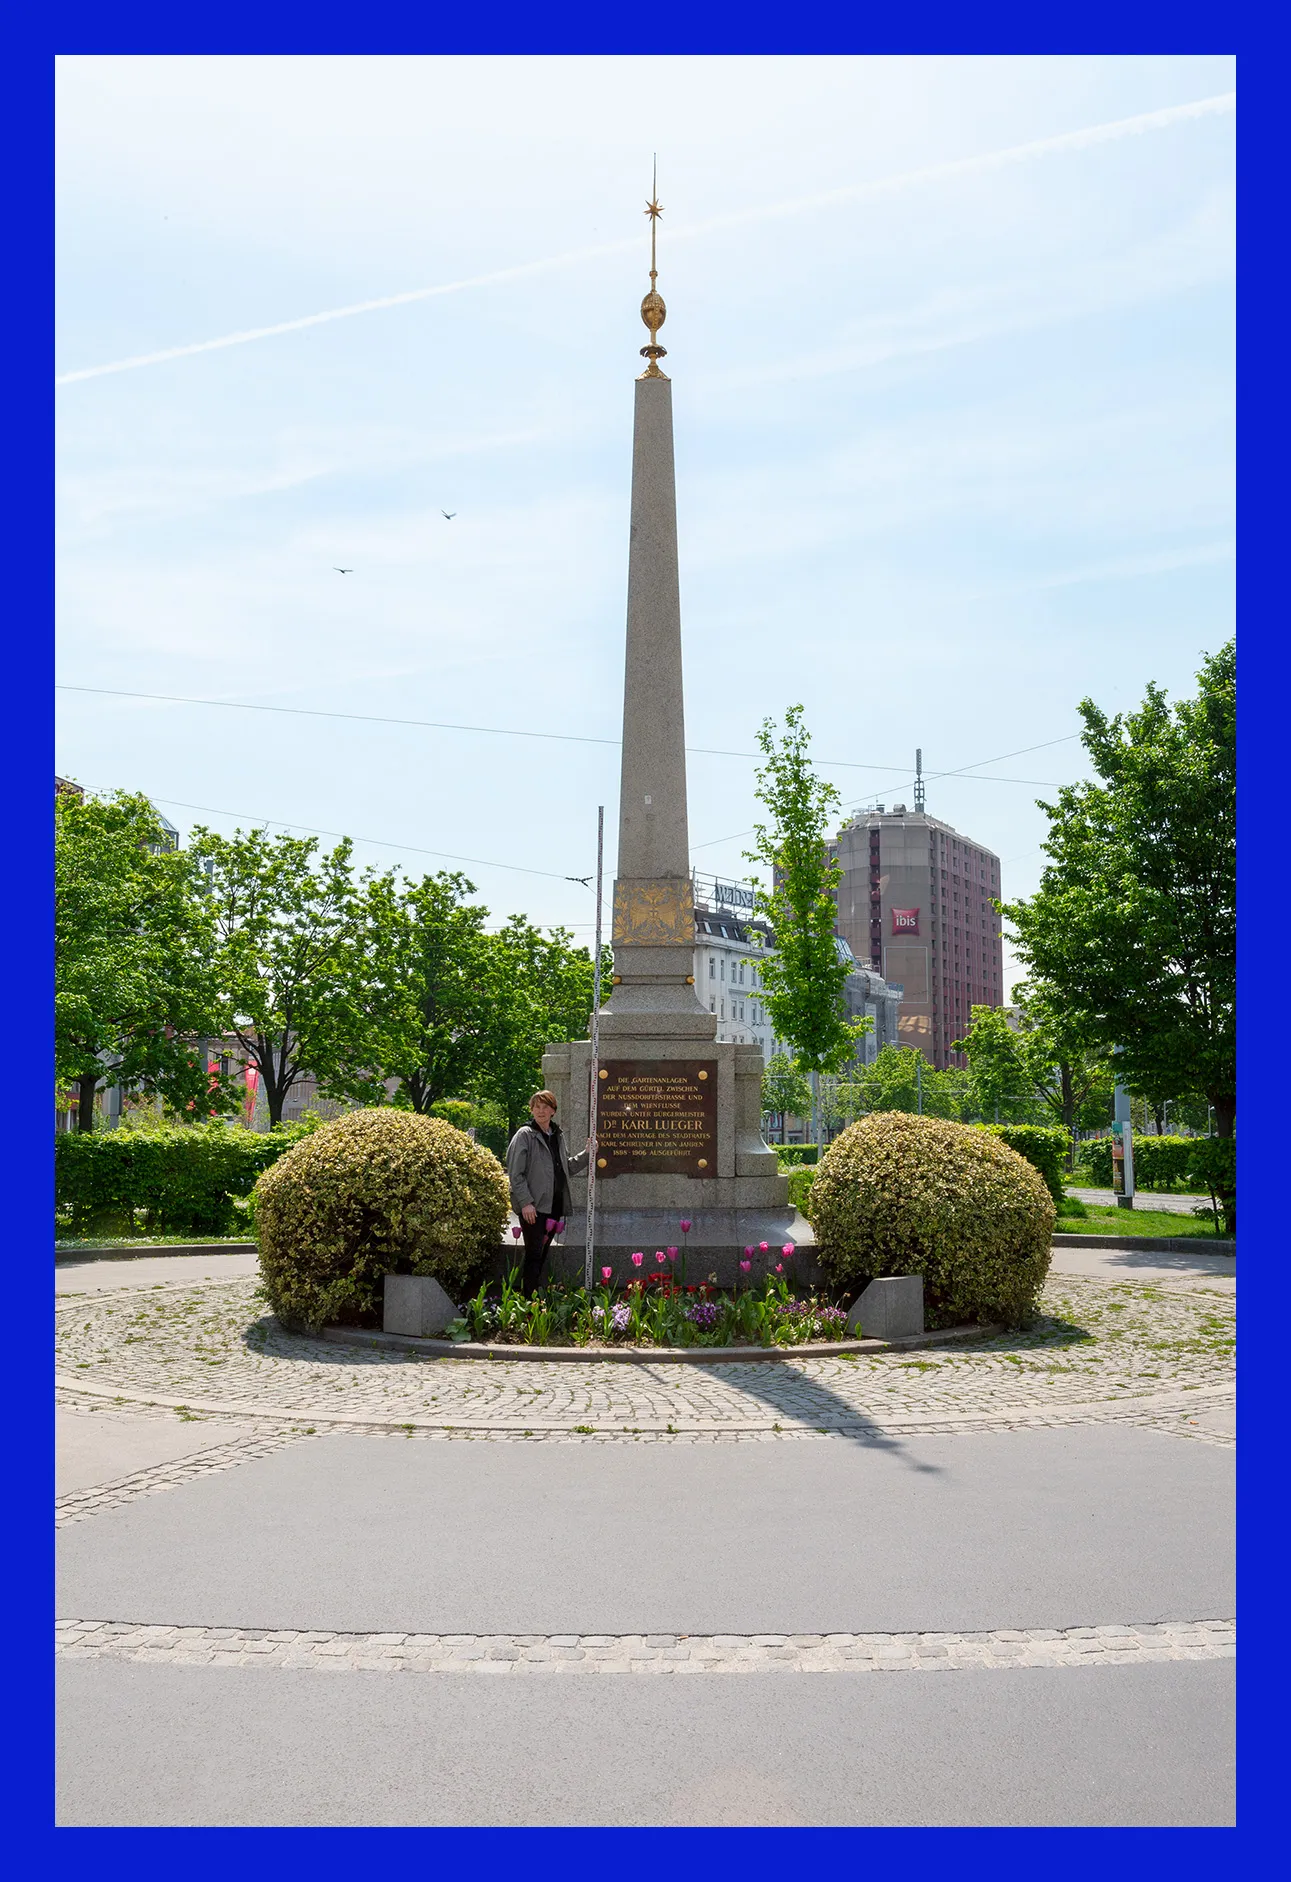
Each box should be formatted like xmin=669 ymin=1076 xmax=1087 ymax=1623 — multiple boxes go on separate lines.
xmin=830 ymin=799 xmax=1004 ymax=1069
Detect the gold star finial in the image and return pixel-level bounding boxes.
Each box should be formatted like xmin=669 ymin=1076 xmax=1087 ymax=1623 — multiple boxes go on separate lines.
xmin=638 ymin=156 xmax=668 ymax=379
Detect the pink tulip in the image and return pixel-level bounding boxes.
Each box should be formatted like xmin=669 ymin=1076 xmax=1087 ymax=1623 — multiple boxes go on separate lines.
xmin=655 ymin=1251 xmax=666 ymax=1266
xmin=679 ymin=1220 xmax=692 ymax=1233
xmin=666 ymin=1246 xmax=678 ymax=1259
xmin=782 ymin=1242 xmax=795 ymax=1257
xmin=545 ymin=1218 xmax=556 ymax=1231
xmin=510 ymin=1226 xmax=523 ymax=1240
xmin=556 ymin=1219 xmax=566 ymax=1233
xmin=739 ymin=1260 xmax=751 ymax=1273
xmin=631 ymin=1252 xmax=644 ymax=1268
xmin=775 ymin=1262 xmax=784 ymax=1273
xmin=759 ymin=1242 xmax=769 ymax=1252
xmin=743 ymin=1246 xmax=754 ymax=1258
xmin=601 ymin=1266 xmax=613 ymax=1282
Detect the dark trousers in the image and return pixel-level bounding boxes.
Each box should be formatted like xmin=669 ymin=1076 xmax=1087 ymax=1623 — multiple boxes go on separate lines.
xmin=519 ymin=1214 xmax=558 ymax=1294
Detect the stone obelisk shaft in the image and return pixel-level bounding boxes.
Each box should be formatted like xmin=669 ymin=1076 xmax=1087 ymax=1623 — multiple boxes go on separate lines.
xmin=602 ymin=374 xmax=712 ymax=1037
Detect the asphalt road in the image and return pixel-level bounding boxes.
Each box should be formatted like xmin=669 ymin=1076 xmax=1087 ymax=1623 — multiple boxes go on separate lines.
xmin=57 ymin=1656 xmax=1234 ymax=1827
xmin=59 ymin=1424 xmax=1233 ymax=1637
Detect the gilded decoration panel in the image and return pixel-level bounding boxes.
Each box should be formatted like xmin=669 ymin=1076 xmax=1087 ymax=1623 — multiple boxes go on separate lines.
xmin=612 ymin=878 xmax=695 ymax=945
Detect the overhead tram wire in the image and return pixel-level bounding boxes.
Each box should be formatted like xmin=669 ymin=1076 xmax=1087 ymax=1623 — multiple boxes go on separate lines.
xmin=56 ymin=684 xmax=1076 ymax=782
xmin=688 ymin=733 xmax=1083 ymax=855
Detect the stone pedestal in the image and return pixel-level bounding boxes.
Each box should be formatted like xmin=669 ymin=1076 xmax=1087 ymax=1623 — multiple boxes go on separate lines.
xmin=845 ymin=1276 xmax=924 ymax=1341
xmin=383 ymin=1274 xmax=460 ymax=1338
xmin=543 ymin=1037 xmax=816 ymax=1287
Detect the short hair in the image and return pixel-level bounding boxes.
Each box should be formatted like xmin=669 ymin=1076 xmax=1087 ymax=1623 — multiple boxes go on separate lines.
xmin=529 ymin=1089 xmax=558 ymax=1111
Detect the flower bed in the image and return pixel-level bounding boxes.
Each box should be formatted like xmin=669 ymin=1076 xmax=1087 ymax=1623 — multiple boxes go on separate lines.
xmin=446 ymin=1267 xmax=850 ymax=1350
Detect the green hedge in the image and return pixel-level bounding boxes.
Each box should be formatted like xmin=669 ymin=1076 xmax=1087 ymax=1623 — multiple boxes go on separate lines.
xmin=786 ymin=1166 xmax=817 ymax=1214
xmin=54 ymin=1120 xmax=318 ymax=1236
xmin=978 ymin=1124 xmax=1069 ymax=1207
xmin=1081 ymin=1134 xmax=1208 ymax=1192
xmin=776 ymin=1144 xmax=819 ymax=1167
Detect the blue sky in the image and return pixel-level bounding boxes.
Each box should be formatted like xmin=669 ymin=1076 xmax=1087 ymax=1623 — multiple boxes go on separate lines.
xmin=55 ymin=55 xmax=1234 ymax=989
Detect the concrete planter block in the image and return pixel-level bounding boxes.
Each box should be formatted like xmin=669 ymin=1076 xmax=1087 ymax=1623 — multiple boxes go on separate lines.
xmin=846 ymin=1275 xmax=924 ymax=1341
xmin=383 ymin=1274 xmax=459 ymax=1338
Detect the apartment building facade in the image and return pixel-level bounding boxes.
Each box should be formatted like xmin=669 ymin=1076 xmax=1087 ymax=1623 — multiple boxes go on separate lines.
xmin=830 ymin=804 xmax=1004 ymax=1070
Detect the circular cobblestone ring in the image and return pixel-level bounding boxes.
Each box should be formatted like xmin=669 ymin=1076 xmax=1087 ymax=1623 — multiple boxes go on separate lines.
xmin=55 ymin=1274 xmax=1235 ymax=1438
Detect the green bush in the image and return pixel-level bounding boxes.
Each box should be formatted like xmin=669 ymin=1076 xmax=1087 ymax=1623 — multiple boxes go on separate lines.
xmin=1081 ymin=1135 xmax=1200 ymax=1191
xmin=809 ymin=1112 xmax=1054 ymax=1329
xmin=776 ymin=1144 xmax=819 ymax=1167
xmin=54 ymin=1120 xmax=316 ymax=1236
xmin=254 ymin=1108 xmax=511 ymax=1333
xmin=978 ymin=1123 xmax=1069 ymax=1206
xmin=786 ymin=1166 xmax=817 ymax=1214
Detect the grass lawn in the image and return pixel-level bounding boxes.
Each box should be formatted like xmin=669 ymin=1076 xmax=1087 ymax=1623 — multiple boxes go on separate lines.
xmin=1057 ymin=1198 xmax=1228 ymax=1240
xmin=55 ymin=1232 xmax=256 ymax=1251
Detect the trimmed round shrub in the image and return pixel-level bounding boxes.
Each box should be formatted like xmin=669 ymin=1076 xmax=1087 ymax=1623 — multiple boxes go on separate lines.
xmin=809 ymin=1112 xmax=1054 ymax=1328
xmin=254 ymin=1108 xmax=510 ymax=1333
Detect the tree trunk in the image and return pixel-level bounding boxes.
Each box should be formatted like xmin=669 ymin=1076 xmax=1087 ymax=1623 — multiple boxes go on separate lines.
xmin=76 ymin=1070 xmax=99 ymax=1132
xmin=1210 ymin=1094 xmax=1235 ymax=1140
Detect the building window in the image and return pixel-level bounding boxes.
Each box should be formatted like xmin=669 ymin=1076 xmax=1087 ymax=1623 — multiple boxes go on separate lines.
xmin=709 ymin=957 xmax=716 ymax=980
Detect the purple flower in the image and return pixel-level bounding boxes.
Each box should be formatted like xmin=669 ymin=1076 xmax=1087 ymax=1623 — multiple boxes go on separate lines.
xmin=666 ymin=1246 xmax=678 ymax=1260
xmin=686 ymin=1301 xmax=719 ymax=1330
xmin=545 ymin=1218 xmax=557 ymax=1232
xmin=556 ymin=1219 xmax=566 ymax=1233
xmin=510 ymin=1226 xmax=523 ymax=1240
xmin=679 ymin=1219 xmax=692 ymax=1233
xmin=743 ymin=1245 xmax=754 ymax=1258
xmin=739 ymin=1259 xmax=751 ymax=1273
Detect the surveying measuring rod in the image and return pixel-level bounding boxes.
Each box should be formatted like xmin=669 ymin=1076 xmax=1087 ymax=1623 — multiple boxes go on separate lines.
xmin=584 ymin=806 xmax=604 ymax=1296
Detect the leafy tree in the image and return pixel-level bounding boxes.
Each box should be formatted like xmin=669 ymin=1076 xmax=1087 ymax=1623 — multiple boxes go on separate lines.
xmin=744 ymin=706 xmax=864 ymax=1076
xmin=950 ymin=1006 xmax=1038 ymax=1123
xmin=1002 ymin=644 xmax=1235 ymax=1136
xmin=356 ymin=871 xmax=499 ymax=1113
xmin=761 ymin=1052 xmax=812 ymax=1139
xmin=55 ymin=789 xmax=235 ymax=1131
xmin=1006 ymin=980 xmax=1114 ymax=1141
xmin=851 ymin=1044 xmax=966 ymax=1120
xmin=189 ymin=826 xmax=377 ymax=1127
xmin=474 ymin=916 xmax=605 ymax=1131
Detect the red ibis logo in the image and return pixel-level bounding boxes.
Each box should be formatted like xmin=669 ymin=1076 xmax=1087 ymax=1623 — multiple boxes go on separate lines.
xmin=891 ymin=908 xmax=920 ymax=935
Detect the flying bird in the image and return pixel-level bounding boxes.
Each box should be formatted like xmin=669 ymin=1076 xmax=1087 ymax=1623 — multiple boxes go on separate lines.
xmin=441 ymin=510 xmax=457 ymax=520
xmin=333 ymin=567 xmax=353 ymax=574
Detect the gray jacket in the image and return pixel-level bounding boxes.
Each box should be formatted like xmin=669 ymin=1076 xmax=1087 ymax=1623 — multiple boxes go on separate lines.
xmin=505 ymin=1122 xmax=588 ymax=1218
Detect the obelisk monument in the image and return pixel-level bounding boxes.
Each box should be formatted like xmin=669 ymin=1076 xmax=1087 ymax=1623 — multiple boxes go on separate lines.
xmin=544 ymin=181 xmax=812 ymax=1283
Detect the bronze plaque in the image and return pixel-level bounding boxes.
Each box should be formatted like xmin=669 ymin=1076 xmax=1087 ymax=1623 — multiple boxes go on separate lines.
xmin=594 ymin=1059 xmax=718 ymax=1177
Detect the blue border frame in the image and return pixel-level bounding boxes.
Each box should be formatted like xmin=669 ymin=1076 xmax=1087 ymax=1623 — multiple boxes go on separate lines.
xmin=29 ymin=1 xmax=1250 ymax=1866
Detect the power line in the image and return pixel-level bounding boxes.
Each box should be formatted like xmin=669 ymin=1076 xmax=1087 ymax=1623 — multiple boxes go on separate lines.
xmin=55 ymin=684 xmax=1073 ymax=781
xmin=85 ymin=788 xmax=588 ymax=884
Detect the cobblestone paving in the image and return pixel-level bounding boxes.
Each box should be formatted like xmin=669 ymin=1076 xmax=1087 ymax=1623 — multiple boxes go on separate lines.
xmin=54 ymin=1617 xmax=1235 ymax=1675
xmin=54 ymin=1275 xmax=1235 ymax=1436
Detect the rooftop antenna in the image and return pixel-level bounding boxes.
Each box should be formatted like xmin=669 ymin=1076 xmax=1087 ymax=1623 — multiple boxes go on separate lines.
xmin=914 ymin=748 xmax=926 ymax=815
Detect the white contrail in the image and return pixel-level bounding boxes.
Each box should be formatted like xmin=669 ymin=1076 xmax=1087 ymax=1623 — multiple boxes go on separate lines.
xmin=56 ymin=90 xmax=1234 ymax=387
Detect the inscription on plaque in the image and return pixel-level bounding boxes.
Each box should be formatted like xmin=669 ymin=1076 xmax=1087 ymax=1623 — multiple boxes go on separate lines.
xmin=595 ymin=1059 xmax=718 ymax=1176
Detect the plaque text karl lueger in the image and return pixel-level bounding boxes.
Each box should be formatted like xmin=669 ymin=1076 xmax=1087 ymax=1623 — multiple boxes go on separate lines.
xmin=595 ymin=1060 xmax=718 ymax=1177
